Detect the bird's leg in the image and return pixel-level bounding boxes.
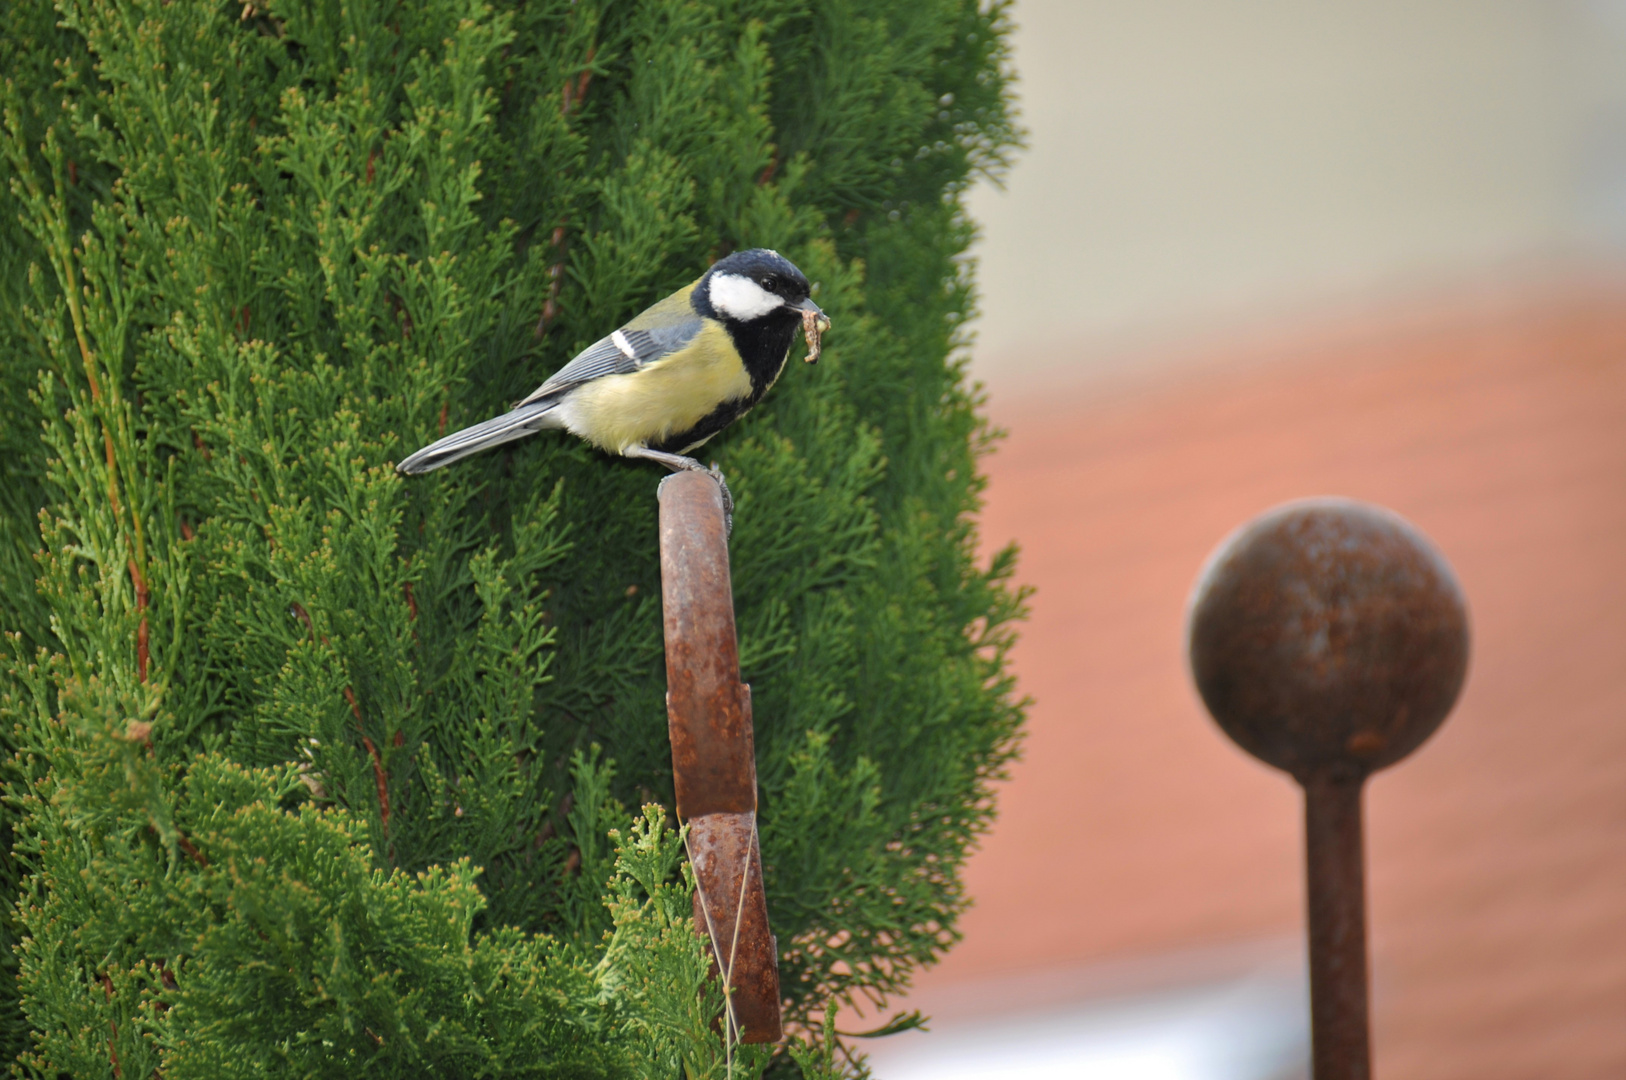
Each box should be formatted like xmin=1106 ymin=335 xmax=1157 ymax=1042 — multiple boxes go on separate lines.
xmin=626 ymin=446 xmax=734 ymax=536
xmin=624 ymin=446 xmax=705 ymax=473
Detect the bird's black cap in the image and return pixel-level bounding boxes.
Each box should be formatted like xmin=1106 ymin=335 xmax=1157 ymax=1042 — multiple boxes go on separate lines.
xmin=707 ymin=248 xmax=811 ymax=305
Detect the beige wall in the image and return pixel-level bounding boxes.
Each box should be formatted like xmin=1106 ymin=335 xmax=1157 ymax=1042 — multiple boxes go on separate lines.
xmin=968 ymin=1 xmax=1626 ymax=387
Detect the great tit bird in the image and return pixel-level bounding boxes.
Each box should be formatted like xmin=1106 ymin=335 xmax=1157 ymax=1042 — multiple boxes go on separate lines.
xmin=395 ymin=249 xmax=828 ymax=516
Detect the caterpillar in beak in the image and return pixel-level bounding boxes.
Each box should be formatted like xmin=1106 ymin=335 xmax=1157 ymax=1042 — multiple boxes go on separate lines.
xmin=802 ymin=307 xmax=832 ymax=363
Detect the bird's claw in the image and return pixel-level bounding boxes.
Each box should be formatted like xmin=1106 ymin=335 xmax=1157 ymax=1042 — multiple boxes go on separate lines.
xmin=706 ymin=463 xmax=734 ymax=539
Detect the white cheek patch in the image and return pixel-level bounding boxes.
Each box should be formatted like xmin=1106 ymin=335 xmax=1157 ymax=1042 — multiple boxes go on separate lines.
xmin=708 ymin=272 xmax=782 ymax=320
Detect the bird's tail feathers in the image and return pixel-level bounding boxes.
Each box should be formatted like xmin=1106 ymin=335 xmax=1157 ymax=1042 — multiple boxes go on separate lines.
xmin=396 ymin=399 xmax=560 ymax=475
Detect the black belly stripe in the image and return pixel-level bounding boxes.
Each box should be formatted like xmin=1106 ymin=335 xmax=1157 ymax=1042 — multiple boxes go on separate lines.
xmin=650 ymin=308 xmax=801 ymax=454
xmin=654 ymin=394 xmax=759 ymax=455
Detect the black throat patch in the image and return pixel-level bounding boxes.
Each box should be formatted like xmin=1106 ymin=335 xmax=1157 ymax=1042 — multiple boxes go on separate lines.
xmin=652 ymin=286 xmax=802 ymax=455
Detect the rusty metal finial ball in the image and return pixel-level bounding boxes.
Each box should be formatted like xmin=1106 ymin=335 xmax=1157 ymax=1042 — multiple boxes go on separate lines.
xmin=1187 ymin=498 xmax=1470 ymax=782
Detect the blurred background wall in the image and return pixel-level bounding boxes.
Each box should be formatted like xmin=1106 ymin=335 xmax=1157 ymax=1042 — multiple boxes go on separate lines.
xmin=862 ymin=4 xmax=1626 ymax=1079
xmin=968 ymin=0 xmax=1626 ymax=393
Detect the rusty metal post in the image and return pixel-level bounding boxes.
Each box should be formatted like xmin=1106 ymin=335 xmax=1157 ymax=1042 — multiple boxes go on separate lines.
xmin=658 ymin=469 xmax=783 ymax=1044
xmin=1303 ymin=771 xmax=1370 ymax=1075
xmin=1186 ymin=498 xmax=1470 ymax=1080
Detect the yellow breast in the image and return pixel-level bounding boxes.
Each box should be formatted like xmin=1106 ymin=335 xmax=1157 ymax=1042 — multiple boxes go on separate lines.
xmin=559 ymin=322 xmax=753 ymax=454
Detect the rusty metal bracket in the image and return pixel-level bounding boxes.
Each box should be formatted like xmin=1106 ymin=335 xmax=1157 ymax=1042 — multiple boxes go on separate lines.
xmin=658 ymin=469 xmax=783 ymax=1044
xmin=1187 ymin=498 xmax=1470 ymax=1080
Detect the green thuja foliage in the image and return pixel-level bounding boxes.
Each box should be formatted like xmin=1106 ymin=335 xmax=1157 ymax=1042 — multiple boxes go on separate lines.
xmin=0 ymin=0 xmax=1023 ymax=1074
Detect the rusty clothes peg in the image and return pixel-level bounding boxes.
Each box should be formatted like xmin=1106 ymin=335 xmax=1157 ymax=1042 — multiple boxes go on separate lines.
xmin=1187 ymin=498 xmax=1470 ymax=1080
xmin=658 ymin=470 xmax=783 ymax=1044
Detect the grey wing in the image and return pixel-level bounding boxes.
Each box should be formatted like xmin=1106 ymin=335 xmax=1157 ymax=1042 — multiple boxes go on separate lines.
xmin=516 ymin=305 xmax=704 ymax=409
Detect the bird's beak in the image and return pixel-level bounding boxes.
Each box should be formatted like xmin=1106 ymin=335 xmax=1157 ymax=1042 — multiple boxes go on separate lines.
xmin=794 ymin=297 xmax=831 ymax=363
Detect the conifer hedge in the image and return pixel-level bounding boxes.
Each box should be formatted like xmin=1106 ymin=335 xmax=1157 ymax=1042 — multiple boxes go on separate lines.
xmin=0 ymin=0 xmax=1023 ymax=1074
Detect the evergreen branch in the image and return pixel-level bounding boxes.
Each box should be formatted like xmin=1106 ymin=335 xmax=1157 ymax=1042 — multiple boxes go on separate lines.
xmin=1 ymin=0 xmax=1026 ymax=1073
xmin=290 ymin=601 xmax=393 ymax=834
xmin=5 ymin=114 xmax=154 ymax=688
xmin=835 ymin=1009 xmax=926 ymax=1039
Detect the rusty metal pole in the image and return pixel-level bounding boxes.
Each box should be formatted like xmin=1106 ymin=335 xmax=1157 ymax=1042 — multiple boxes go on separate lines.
xmin=1303 ymin=771 xmax=1369 ymax=1075
xmin=1186 ymin=498 xmax=1470 ymax=1080
xmin=658 ymin=469 xmax=783 ymax=1044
